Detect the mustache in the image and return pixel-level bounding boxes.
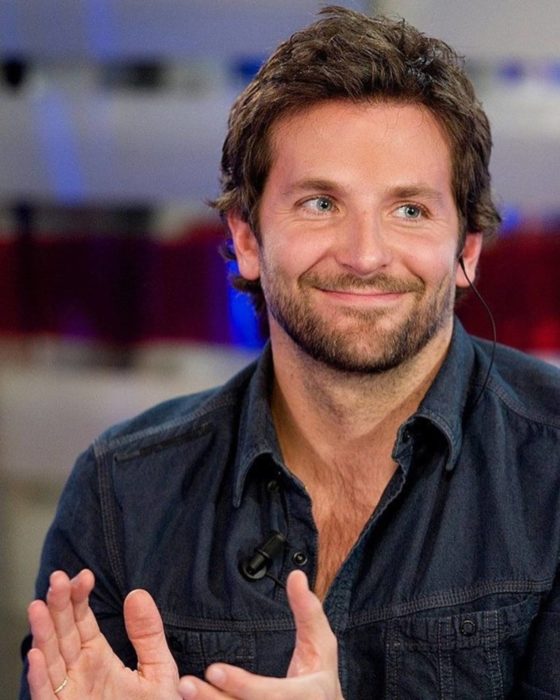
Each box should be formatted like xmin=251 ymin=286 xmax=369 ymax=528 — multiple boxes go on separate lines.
xmin=301 ymin=272 xmax=425 ymax=294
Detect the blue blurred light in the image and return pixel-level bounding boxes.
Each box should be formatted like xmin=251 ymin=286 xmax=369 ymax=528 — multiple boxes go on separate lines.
xmin=34 ymin=91 xmax=86 ymax=202
xmin=230 ymin=55 xmax=267 ymax=85
xmin=0 ymin=3 xmax=23 ymax=55
xmin=226 ymin=263 xmax=264 ymax=349
xmin=498 ymin=61 xmax=525 ymax=83
xmin=84 ymin=0 xmax=118 ymax=60
xmin=546 ymin=61 xmax=560 ymax=85
xmin=499 ymin=204 xmax=522 ymax=235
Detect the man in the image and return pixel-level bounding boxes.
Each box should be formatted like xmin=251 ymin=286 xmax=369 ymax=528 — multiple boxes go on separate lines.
xmin=21 ymin=7 xmax=560 ymax=699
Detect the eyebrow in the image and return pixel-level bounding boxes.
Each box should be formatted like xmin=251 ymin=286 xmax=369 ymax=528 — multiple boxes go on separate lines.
xmin=387 ymin=185 xmax=446 ymax=203
xmin=281 ymin=178 xmax=342 ymax=197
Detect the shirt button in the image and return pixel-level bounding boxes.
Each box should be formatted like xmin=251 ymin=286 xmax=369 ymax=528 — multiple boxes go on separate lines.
xmin=402 ymin=428 xmax=411 ymax=443
xmin=460 ymin=619 xmax=477 ymax=636
xmin=266 ymin=479 xmax=280 ymax=493
xmin=292 ymin=551 xmax=308 ymax=566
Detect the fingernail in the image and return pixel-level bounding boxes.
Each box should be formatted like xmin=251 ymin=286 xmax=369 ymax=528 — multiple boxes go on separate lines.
xmin=179 ymin=679 xmax=197 ymax=698
xmin=206 ymin=664 xmax=226 ymax=685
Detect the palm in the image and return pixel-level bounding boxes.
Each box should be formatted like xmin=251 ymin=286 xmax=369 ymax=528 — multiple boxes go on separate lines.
xmin=45 ymin=635 xmax=178 ymax=700
xmin=27 ymin=570 xmax=181 ymax=700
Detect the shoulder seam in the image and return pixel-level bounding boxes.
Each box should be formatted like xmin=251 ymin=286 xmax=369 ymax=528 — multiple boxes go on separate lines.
xmin=483 ymin=378 xmax=560 ymax=430
xmin=92 ymin=391 xmax=239 ymax=460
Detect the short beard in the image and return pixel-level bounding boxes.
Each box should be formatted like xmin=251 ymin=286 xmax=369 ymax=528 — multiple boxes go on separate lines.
xmin=264 ymin=271 xmax=455 ymax=375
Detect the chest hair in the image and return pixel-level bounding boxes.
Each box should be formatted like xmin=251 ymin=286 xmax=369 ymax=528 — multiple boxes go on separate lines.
xmin=309 ymin=469 xmax=390 ymax=601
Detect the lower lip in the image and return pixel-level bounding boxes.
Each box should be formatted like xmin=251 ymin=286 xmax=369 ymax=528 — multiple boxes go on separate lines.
xmin=318 ymin=289 xmax=406 ymax=304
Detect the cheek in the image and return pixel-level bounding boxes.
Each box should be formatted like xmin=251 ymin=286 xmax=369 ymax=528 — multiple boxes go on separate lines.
xmin=401 ymin=242 xmax=457 ymax=282
xmin=263 ymin=234 xmax=328 ymax=279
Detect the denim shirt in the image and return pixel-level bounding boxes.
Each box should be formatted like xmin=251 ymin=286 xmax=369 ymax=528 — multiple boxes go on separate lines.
xmin=20 ymin=320 xmax=560 ymax=699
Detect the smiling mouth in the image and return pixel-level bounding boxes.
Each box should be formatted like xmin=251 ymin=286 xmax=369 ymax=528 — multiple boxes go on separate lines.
xmin=317 ymin=287 xmax=409 ymax=300
xmin=303 ymin=272 xmax=424 ymax=299
xmin=320 ymin=287 xmax=404 ymax=295
xmin=312 ymin=288 xmax=413 ymax=310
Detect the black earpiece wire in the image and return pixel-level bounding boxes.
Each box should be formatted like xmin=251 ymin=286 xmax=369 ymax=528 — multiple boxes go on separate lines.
xmin=459 ymin=256 xmax=497 ymax=411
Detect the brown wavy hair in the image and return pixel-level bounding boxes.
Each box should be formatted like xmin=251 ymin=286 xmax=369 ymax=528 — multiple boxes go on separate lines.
xmin=211 ymin=6 xmax=501 ymax=314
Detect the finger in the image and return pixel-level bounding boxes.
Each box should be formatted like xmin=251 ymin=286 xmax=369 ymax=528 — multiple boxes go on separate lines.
xmin=27 ymin=648 xmax=57 ymax=700
xmin=286 ymin=571 xmax=337 ymax=675
xmin=67 ymin=569 xmax=104 ymax=648
xmin=69 ymin=568 xmax=95 ymax=607
xmin=179 ymin=674 xmax=234 ymax=699
xmin=188 ymin=664 xmax=330 ymax=700
xmin=179 ymin=668 xmax=286 ymax=700
xmin=124 ymin=589 xmax=178 ymax=681
xmin=46 ymin=570 xmax=84 ymax=665
xmin=28 ymin=601 xmax=67 ymax=697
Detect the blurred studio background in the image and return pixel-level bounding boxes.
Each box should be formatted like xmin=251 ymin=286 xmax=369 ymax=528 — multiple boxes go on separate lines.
xmin=1 ymin=0 xmax=560 ymax=695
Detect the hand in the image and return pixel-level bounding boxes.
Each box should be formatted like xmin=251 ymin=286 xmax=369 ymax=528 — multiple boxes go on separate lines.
xmin=27 ymin=569 xmax=182 ymax=699
xmin=178 ymin=570 xmax=344 ymax=699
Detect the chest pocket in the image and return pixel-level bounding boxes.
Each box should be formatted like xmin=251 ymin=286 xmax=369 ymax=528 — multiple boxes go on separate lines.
xmin=164 ymin=624 xmax=256 ymax=678
xmin=384 ymin=594 xmax=541 ymax=700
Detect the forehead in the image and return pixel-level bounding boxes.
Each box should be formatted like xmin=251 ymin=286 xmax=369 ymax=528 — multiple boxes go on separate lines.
xmin=266 ymin=99 xmax=454 ymax=191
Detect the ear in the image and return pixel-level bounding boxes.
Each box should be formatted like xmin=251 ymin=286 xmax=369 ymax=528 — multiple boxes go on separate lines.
xmin=226 ymin=210 xmax=261 ymax=281
xmin=455 ymin=232 xmax=483 ymax=288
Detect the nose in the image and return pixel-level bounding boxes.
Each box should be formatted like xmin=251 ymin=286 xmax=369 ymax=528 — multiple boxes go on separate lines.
xmin=333 ymin=211 xmax=393 ymax=275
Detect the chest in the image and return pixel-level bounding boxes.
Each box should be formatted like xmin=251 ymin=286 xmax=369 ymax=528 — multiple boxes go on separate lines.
xmin=285 ymin=442 xmax=401 ymax=599
xmin=310 ymin=477 xmax=389 ymax=600
xmin=313 ymin=508 xmax=373 ymax=600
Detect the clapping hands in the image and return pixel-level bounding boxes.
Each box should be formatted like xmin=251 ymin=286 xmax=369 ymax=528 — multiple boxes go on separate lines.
xmin=27 ymin=569 xmax=344 ymax=700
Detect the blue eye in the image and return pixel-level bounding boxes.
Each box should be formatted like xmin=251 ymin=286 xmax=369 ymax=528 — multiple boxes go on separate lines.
xmin=302 ymin=196 xmax=335 ymax=214
xmin=396 ymin=204 xmax=424 ymax=219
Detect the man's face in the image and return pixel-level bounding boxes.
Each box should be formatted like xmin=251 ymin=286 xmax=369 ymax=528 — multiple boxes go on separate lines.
xmin=232 ymin=100 xmax=480 ymax=374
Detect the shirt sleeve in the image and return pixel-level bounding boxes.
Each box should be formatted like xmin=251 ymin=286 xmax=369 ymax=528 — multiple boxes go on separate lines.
xmin=18 ymin=445 xmax=136 ymax=699
xmin=518 ymin=563 xmax=560 ymax=698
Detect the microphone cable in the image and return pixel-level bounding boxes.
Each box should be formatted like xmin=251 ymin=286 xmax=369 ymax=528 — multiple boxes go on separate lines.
xmin=458 ymin=256 xmax=497 ymax=411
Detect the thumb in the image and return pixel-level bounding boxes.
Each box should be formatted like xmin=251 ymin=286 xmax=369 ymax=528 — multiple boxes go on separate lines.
xmin=286 ymin=571 xmax=338 ymax=677
xmin=124 ymin=589 xmax=178 ymax=680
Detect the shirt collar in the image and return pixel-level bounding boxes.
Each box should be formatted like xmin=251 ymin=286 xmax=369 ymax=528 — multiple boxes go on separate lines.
xmin=233 ymin=344 xmax=283 ymax=507
xmin=410 ymin=318 xmax=478 ymax=471
xmin=232 ymin=318 xmax=481 ymax=505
